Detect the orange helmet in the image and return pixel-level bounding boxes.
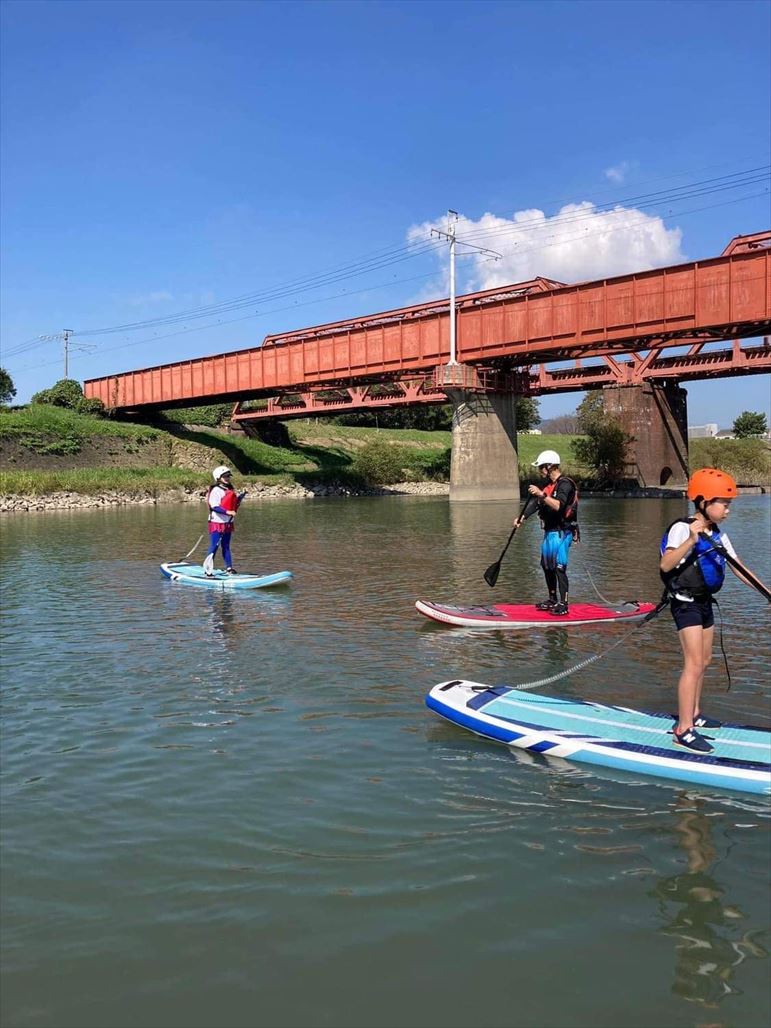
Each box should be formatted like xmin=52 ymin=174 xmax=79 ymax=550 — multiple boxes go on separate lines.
xmin=687 ymin=468 xmax=738 ymax=501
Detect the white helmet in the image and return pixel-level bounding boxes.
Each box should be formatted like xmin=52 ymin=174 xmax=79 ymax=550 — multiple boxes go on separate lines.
xmin=212 ymin=465 xmax=232 ymax=481
xmin=532 ymin=449 xmax=561 ymax=468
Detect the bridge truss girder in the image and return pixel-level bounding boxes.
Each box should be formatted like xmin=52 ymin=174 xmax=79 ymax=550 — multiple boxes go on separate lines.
xmin=231 ymin=338 xmax=770 ymax=422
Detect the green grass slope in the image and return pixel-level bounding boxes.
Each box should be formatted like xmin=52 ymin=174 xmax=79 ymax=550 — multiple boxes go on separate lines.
xmin=2 ymin=406 xmax=766 ymax=496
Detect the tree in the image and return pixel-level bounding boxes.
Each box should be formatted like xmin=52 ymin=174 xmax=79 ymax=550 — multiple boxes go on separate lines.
xmin=0 ymin=367 xmax=16 ymax=406
xmin=515 ymin=396 xmax=541 ymax=431
xmin=31 ymin=378 xmax=105 ymax=416
xmin=732 ymin=410 xmax=767 ymax=438
xmin=540 ymin=412 xmax=580 ymax=435
xmin=571 ymin=391 xmax=633 ymax=483
xmin=333 ymin=404 xmax=453 ymax=430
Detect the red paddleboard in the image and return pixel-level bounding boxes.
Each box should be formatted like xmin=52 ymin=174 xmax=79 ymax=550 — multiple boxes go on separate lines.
xmin=415 ymin=599 xmax=657 ymax=628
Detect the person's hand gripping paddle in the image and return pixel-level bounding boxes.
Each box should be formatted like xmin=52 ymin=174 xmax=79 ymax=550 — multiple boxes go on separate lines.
xmin=484 ymin=496 xmax=538 ymax=587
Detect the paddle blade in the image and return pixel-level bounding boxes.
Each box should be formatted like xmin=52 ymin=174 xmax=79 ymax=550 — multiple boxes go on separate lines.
xmin=484 ymin=562 xmax=501 ymax=588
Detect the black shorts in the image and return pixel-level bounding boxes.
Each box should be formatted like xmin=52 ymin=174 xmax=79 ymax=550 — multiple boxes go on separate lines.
xmin=670 ymin=598 xmax=715 ymax=631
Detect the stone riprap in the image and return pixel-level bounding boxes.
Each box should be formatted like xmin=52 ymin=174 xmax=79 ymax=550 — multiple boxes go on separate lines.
xmin=0 ymin=480 xmax=449 ymax=513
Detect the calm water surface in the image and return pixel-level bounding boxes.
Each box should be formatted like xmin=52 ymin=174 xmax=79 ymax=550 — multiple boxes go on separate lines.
xmin=1 ymin=496 xmax=770 ymax=1028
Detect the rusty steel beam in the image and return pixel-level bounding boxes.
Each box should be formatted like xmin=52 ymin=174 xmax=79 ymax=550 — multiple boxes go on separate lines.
xmin=529 ymin=341 xmax=771 ymax=392
xmin=232 ymin=378 xmax=448 ymax=421
xmin=722 ymin=230 xmax=771 ymax=255
xmin=84 ymin=234 xmax=771 ymax=410
xmin=231 ymin=368 xmax=517 ymax=422
xmin=231 ymin=341 xmax=770 ymax=421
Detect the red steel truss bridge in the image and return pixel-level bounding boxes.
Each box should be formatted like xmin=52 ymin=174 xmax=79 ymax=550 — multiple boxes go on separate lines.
xmin=83 ymin=231 xmax=771 ymax=420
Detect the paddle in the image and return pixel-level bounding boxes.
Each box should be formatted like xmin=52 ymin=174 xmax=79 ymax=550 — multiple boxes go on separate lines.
xmin=484 ymin=496 xmax=539 ymax=587
xmin=699 ymin=533 xmax=771 ymax=603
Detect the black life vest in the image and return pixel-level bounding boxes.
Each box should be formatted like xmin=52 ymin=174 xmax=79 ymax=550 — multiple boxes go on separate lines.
xmin=543 ymin=476 xmax=580 ymax=535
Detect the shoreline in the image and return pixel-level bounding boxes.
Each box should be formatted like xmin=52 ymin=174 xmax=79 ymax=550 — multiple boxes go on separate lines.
xmin=0 ymin=480 xmax=451 ymax=513
xmin=0 ymin=483 xmax=766 ymax=515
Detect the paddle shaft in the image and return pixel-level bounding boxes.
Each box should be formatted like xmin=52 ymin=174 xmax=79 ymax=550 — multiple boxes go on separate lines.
xmin=496 ymin=526 xmax=518 ymax=563
xmin=484 ymin=496 xmax=539 ymax=586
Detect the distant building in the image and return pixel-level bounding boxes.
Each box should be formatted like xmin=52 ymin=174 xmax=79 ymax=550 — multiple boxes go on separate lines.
xmin=688 ymin=423 xmax=719 ymax=439
xmin=522 ymin=428 xmax=542 ymax=435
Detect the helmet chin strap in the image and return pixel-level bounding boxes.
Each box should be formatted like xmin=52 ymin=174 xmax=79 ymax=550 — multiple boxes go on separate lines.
xmin=696 ymin=497 xmax=716 ymax=528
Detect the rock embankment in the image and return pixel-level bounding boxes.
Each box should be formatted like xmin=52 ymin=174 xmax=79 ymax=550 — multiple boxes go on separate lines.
xmin=0 ymin=480 xmax=449 ymax=513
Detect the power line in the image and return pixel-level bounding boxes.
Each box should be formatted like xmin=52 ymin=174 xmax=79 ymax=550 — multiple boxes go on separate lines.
xmin=454 ymin=168 xmax=770 ymax=249
xmin=11 ymin=161 xmax=765 ymax=352
xmin=11 ymin=186 xmax=767 ymax=376
xmin=72 ymin=238 xmax=446 ymax=338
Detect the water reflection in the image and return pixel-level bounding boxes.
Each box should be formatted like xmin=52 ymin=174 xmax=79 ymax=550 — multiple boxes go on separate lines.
xmin=652 ymin=795 xmax=768 ymax=1008
xmin=2 ymin=497 xmax=769 ymax=1028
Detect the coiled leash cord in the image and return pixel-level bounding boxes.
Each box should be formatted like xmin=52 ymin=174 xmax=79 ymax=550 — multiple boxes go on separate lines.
xmin=571 ymin=543 xmax=642 ymax=610
xmin=475 ymin=595 xmax=733 ymax=696
xmin=473 ymin=597 xmax=670 ymax=694
xmin=712 ymin=597 xmax=731 ymax=692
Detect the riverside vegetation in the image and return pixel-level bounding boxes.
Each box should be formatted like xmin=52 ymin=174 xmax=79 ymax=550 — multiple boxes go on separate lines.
xmin=0 ymin=402 xmax=769 ymax=504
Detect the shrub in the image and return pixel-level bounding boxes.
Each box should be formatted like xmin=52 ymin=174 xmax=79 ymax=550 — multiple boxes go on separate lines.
xmin=572 ymin=392 xmax=632 ymax=483
xmin=732 ymin=410 xmax=768 ymax=438
xmin=18 ymin=432 xmax=82 ymax=456
xmin=158 ymin=403 xmax=233 ymax=427
xmin=350 ymin=440 xmax=407 ymax=485
xmin=691 ymin=437 xmax=771 ymax=485
xmin=31 ymin=379 xmax=105 ymax=416
xmin=0 ymin=368 xmax=16 ymax=406
xmin=421 ymin=446 xmax=451 ymax=481
xmin=515 ymin=396 xmax=541 ymax=431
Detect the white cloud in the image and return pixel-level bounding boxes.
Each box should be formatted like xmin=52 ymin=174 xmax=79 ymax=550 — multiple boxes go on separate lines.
xmin=604 ymin=160 xmax=634 ymax=183
xmin=128 ymin=290 xmax=174 ymax=307
xmin=408 ymin=202 xmax=684 ymax=293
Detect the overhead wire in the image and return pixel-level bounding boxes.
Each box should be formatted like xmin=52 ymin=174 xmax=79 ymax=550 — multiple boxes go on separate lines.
xmin=454 ymin=168 xmax=770 ymax=249
xmin=459 ymin=190 xmax=769 ymax=266
xmin=6 ymin=161 xmax=769 ymax=366
xmin=11 ymin=186 xmax=767 ymax=376
xmin=59 ymin=164 xmax=771 ymax=339
xmin=71 ymin=238 xmax=447 ymax=337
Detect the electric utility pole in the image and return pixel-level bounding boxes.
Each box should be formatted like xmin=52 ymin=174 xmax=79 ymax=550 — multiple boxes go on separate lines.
xmin=62 ymin=329 xmax=74 ymax=378
xmin=39 ymin=330 xmax=94 ymax=379
xmin=431 ymin=211 xmax=501 ymax=365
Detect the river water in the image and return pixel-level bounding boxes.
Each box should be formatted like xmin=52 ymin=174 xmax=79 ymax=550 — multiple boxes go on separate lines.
xmin=1 ymin=496 xmax=770 ymax=1028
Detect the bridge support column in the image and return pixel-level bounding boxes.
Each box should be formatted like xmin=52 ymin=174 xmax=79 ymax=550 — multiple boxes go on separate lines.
xmin=602 ymin=382 xmax=689 ymax=488
xmin=445 ymin=389 xmax=521 ymax=502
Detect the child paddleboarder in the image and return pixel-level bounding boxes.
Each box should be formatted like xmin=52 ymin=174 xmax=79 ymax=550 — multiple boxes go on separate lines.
xmin=204 ymin=465 xmax=246 ymax=576
xmin=660 ymin=467 xmax=770 ymax=753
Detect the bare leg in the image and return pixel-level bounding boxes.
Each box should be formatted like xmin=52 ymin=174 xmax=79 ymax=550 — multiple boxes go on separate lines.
xmin=675 ymin=625 xmax=709 ymax=734
xmin=693 ymin=626 xmax=714 ymax=720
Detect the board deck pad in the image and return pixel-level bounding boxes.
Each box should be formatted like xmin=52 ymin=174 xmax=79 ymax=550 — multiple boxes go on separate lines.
xmin=416 ymin=599 xmax=657 ymax=628
xmin=426 ymin=680 xmax=771 ymax=795
xmin=160 ymin=562 xmax=293 ymax=590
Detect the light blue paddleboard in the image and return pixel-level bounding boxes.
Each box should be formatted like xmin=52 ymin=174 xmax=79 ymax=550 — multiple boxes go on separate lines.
xmin=426 ymin=680 xmax=771 ymax=796
xmin=160 ymin=561 xmax=293 ymax=590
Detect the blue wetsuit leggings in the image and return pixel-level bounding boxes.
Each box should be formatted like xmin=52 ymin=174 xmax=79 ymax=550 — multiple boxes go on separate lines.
xmin=207 ymin=530 xmax=233 ymax=568
xmin=540 ymin=530 xmax=572 ymax=601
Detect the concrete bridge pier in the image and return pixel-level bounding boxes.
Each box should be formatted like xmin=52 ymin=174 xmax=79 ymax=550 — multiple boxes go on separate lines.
xmin=444 ymin=381 xmax=521 ymax=502
xmin=602 ymin=381 xmax=689 ymax=489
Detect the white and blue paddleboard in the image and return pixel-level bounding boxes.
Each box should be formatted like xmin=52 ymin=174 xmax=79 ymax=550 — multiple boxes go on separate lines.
xmin=160 ymin=561 xmax=293 ymax=590
xmin=426 ymin=680 xmax=771 ymax=796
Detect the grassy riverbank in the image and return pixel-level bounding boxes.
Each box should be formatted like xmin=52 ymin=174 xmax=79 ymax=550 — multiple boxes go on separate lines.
xmin=1 ymin=405 xmax=768 ymax=496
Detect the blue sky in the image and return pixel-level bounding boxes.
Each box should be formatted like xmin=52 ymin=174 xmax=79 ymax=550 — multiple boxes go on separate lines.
xmin=1 ymin=0 xmax=769 ymax=426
